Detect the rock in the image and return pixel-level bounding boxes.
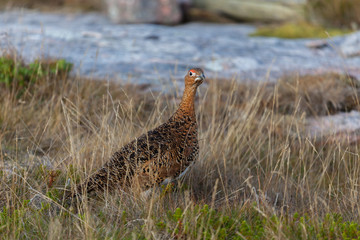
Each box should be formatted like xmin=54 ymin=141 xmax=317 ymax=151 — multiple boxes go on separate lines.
xmin=306 ymin=40 xmax=328 ymax=49
xmin=104 ymin=0 xmax=181 ymax=24
xmin=341 ymin=31 xmax=360 ymax=57
xmin=187 ymin=7 xmax=235 ymax=23
xmin=29 ymin=194 xmax=48 ymax=210
xmin=1 ymin=11 xmax=360 ymax=88
xmin=27 ymin=154 xmax=54 ymax=169
xmin=306 ymin=111 xmax=360 ymax=144
xmin=29 ymin=194 xmax=62 ymax=215
xmin=81 ymin=31 xmax=102 ymax=39
xmin=192 ymin=0 xmax=305 ymax=22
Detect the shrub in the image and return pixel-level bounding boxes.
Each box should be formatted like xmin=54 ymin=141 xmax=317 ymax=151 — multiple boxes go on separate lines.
xmin=0 ymin=55 xmax=72 ymax=91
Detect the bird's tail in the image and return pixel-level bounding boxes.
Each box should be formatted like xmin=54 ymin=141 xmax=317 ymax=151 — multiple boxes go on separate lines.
xmin=62 ymin=161 xmax=132 ymax=207
xmin=63 ymin=176 xmax=103 ymax=207
xmin=62 ymin=183 xmax=83 ymax=207
xmin=62 ymin=166 xmax=118 ymax=207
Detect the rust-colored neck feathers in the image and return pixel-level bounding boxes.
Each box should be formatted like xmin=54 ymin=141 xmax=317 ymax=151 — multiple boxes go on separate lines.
xmin=174 ymin=85 xmax=197 ymax=119
xmin=171 ymin=68 xmax=204 ymax=121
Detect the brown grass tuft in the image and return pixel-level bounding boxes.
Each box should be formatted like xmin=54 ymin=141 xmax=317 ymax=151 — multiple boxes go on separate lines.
xmin=306 ymin=0 xmax=360 ymax=28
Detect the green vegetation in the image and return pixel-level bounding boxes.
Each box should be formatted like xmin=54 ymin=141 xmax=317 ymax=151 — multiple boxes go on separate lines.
xmin=0 ymin=55 xmax=72 ymax=90
xmin=158 ymin=206 xmax=360 ymax=239
xmin=1 ymin=53 xmax=360 ymax=238
xmin=250 ymin=22 xmax=351 ymax=39
xmin=1 ymin=201 xmax=360 ymax=239
xmin=252 ymin=0 xmax=360 ymax=39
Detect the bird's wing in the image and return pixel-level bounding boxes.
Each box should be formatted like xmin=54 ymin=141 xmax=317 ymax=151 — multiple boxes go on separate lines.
xmin=74 ymin=124 xmax=172 ymax=194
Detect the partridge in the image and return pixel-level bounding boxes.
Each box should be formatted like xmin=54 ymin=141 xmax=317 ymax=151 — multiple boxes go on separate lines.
xmin=67 ymin=68 xmax=205 ymax=200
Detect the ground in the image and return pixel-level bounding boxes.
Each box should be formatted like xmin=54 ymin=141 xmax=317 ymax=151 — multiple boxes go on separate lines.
xmin=1 ymin=56 xmax=360 ymax=239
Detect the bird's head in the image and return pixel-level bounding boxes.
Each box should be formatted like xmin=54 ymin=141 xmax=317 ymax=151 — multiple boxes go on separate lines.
xmin=185 ymin=68 xmax=205 ymax=88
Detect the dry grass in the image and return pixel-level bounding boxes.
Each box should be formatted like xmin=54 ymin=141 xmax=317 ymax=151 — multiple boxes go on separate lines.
xmin=1 ymin=57 xmax=360 ymax=238
xmin=306 ymin=0 xmax=360 ymax=29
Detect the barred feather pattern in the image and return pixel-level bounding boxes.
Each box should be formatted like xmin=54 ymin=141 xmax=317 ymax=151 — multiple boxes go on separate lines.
xmin=65 ymin=68 xmax=204 ymax=201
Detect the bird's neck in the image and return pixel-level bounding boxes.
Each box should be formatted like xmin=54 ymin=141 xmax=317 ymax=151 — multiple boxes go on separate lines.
xmin=172 ymin=86 xmax=197 ymax=120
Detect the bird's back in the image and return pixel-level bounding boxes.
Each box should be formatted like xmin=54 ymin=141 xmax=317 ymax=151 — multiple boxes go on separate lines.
xmin=73 ymin=105 xmax=198 ymax=197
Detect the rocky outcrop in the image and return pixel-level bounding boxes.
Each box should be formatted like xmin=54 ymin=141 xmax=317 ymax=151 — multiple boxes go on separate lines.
xmin=105 ymin=0 xmax=181 ymax=24
xmin=102 ymin=0 xmax=306 ymax=24
xmin=306 ymin=111 xmax=360 ymax=145
xmin=341 ymin=31 xmax=360 ymax=58
xmin=192 ymin=0 xmax=305 ymax=22
xmin=0 ymin=10 xmax=360 ymax=86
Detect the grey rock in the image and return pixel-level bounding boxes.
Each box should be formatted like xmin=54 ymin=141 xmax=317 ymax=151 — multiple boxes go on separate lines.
xmin=306 ymin=111 xmax=360 ymax=144
xmin=1 ymin=10 xmax=360 ymax=87
xmin=105 ymin=0 xmax=181 ymax=24
xmin=29 ymin=194 xmax=48 ymax=210
xmin=29 ymin=194 xmax=62 ymax=215
xmin=306 ymin=40 xmax=328 ymax=49
xmin=307 ymin=111 xmax=360 ymax=136
xmin=0 ymin=164 xmax=17 ymax=179
xmin=341 ymin=31 xmax=360 ymax=58
xmin=192 ymin=0 xmax=305 ymax=22
xmin=27 ymin=154 xmax=53 ymax=169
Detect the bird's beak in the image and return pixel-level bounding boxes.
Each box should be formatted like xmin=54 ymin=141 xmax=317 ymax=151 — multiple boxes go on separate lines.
xmin=195 ymin=75 xmax=205 ymax=83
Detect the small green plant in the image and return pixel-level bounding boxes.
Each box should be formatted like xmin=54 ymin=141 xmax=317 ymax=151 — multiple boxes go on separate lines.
xmin=250 ymin=22 xmax=351 ymax=39
xmin=153 ymin=204 xmax=360 ymax=239
xmin=0 ymin=55 xmax=72 ymax=89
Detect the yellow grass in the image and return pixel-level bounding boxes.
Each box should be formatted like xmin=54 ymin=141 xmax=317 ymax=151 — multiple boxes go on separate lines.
xmin=1 ymin=58 xmax=360 ymax=238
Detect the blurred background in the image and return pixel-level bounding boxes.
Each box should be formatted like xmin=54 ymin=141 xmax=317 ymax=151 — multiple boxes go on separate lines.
xmin=1 ymin=0 xmax=360 ymax=84
xmin=1 ymin=0 xmax=360 ymax=27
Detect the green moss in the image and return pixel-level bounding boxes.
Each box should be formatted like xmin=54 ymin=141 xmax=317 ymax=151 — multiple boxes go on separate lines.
xmin=250 ymin=22 xmax=351 ymax=39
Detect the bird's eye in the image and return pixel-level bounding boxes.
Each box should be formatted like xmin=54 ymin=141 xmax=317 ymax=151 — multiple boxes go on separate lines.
xmin=189 ymin=71 xmax=193 ymax=76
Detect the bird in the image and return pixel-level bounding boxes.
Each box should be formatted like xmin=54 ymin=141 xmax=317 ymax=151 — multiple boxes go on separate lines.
xmin=65 ymin=68 xmax=205 ymax=202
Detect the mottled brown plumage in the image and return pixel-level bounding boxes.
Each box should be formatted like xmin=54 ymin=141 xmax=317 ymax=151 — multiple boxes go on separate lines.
xmin=67 ymin=68 xmax=205 ymax=200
